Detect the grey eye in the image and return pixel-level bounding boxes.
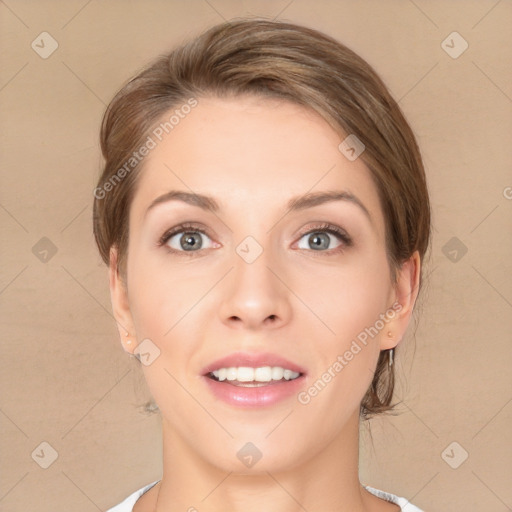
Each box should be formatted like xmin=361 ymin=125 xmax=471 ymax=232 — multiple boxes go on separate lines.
xmin=297 ymin=231 xmax=342 ymax=251
xmin=166 ymin=231 xmax=213 ymax=251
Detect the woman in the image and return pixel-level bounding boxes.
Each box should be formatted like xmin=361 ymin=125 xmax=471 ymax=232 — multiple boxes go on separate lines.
xmin=94 ymin=18 xmax=430 ymax=512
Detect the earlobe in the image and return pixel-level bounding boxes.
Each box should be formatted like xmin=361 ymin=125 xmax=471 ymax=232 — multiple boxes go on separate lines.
xmin=109 ymin=247 xmax=136 ymax=354
xmin=380 ymin=250 xmax=421 ymax=351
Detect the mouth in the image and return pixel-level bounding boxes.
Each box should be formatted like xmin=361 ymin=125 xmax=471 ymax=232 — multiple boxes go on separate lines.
xmin=206 ymin=366 xmax=303 ymax=387
xmin=201 ymin=352 xmax=307 ymax=407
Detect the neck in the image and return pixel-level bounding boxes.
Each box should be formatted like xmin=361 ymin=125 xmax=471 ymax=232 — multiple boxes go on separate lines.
xmin=154 ymin=409 xmax=372 ymax=512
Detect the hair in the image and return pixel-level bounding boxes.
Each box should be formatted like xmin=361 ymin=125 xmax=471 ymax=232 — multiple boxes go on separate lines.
xmin=93 ymin=17 xmax=431 ymax=420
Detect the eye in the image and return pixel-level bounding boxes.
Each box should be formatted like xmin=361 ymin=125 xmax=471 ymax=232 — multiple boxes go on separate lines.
xmin=296 ymin=223 xmax=352 ymax=253
xmin=158 ymin=222 xmax=352 ymax=256
xmin=159 ymin=223 xmax=217 ymax=254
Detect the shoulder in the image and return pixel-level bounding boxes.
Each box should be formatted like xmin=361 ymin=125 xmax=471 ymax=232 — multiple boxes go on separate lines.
xmin=106 ymin=481 xmax=159 ymax=512
xmin=363 ymin=485 xmax=425 ymax=512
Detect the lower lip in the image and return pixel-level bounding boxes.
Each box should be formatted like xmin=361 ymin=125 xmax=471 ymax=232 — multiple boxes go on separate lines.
xmin=203 ymin=375 xmax=306 ymax=408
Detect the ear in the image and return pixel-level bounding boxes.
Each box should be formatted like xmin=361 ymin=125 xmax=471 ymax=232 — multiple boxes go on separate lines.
xmin=380 ymin=250 xmax=421 ymax=351
xmin=109 ymin=247 xmax=136 ymax=354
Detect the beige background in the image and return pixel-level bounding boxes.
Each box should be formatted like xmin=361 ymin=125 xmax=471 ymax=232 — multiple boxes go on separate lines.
xmin=1 ymin=1 xmax=511 ymax=511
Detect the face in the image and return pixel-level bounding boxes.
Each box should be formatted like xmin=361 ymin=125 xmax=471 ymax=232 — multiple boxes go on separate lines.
xmin=110 ymin=95 xmax=419 ymax=473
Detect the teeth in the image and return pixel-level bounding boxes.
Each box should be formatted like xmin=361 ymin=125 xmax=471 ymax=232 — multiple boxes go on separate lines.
xmin=225 ymin=367 xmax=237 ymax=381
xmin=271 ymin=367 xmax=284 ymax=380
xmin=211 ymin=366 xmax=300 ymax=383
xmin=254 ymin=367 xmax=272 ymax=382
xmin=283 ymin=369 xmax=294 ymax=380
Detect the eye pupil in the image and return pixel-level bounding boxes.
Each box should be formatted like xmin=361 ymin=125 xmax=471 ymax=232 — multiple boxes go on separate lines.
xmin=309 ymin=233 xmax=329 ymax=250
xmin=181 ymin=232 xmax=202 ymax=250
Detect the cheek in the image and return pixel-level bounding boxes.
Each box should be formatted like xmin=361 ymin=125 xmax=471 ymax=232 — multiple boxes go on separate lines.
xmin=126 ymin=261 xmax=209 ymax=414
xmin=126 ymin=252 xmax=216 ymax=388
xmin=127 ymin=247 xmax=211 ymax=336
xmin=298 ymin=255 xmax=392 ymax=342
xmin=295 ymin=254 xmax=391 ymax=401
xmin=295 ymin=267 xmax=388 ymax=428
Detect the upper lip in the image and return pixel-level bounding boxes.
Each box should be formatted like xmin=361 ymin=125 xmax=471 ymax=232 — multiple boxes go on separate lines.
xmin=201 ymin=352 xmax=306 ymax=376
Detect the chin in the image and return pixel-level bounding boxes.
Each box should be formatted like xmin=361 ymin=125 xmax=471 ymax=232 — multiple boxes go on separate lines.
xmin=196 ymin=435 xmax=307 ymax=475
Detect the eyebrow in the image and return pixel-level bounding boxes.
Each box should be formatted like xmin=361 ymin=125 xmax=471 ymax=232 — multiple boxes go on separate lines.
xmin=144 ymin=189 xmax=372 ymax=222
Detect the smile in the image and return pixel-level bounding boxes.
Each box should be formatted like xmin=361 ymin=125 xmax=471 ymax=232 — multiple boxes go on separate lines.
xmin=209 ymin=366 xmax=301 ymax=385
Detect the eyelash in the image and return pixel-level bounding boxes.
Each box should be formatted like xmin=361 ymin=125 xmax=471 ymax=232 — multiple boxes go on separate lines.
xmin=158 ymin=222 xmax=353 ymax=257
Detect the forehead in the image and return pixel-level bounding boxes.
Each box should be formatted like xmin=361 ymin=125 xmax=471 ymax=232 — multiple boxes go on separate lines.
xmin=130 ymin=95 xmax=385 ymax=235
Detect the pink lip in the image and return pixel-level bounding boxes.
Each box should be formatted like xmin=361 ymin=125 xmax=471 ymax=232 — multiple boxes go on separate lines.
xmin=201 ymin=351 xmax=306 ymax=376
xmin=203 ymin=374 xmax=306 ymax=408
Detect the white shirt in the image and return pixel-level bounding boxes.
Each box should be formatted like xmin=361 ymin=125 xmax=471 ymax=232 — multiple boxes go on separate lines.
xmin=106 ymin=481 xmax=424 ymax=511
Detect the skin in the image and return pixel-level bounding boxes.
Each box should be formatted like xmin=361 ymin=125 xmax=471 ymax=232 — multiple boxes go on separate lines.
xmin=109 ymin=95 xmax=420 ymax=512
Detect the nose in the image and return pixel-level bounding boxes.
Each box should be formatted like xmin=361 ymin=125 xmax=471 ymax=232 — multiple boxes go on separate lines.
xmin=218 ymin=243 xmax=292 ymax=331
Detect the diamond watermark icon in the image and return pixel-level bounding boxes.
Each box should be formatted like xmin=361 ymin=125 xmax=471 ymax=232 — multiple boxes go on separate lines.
xmin=441 ymin=441 xmax=468 ymax=469
xmin=338 ymin=134 xmax=365 ymax=161
xmin=237 ymin=442 xmax=263 ymax=468
xmin=134 ymin=338 xmax=161 ymax=366
xmin=236 ymin=236 xmax=263 ymax=264
xmin=31 ymin=441 xmax=58 ymax=469
xmin=32 ymin=237 xmax=58 ymax=263
xmin=442 ymin=236 xmax=468 ymax=263
xmin=441 ymin=32 xmax=468 ymax=59
xmin=31 ymin=32 xmax=59 ymax=59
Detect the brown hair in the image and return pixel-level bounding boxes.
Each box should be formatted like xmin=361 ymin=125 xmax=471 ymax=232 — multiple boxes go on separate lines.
xmin=93 ymin=17 xmax=431 ymax=420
